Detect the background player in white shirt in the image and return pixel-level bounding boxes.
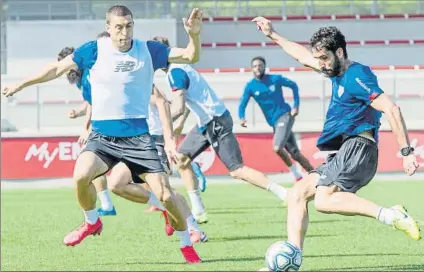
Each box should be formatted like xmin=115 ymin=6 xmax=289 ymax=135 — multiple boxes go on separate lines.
xmin=153 ymin=36 xmax=289 ymax=225
xmin=2 ymin=5 xmax=203 ymax=264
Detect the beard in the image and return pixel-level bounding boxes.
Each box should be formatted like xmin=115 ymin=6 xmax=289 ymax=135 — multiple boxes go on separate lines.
xmin=255 ymin=71 xmax=265 ymax=79
xmin=321 ymin=57 xmax=342 ymax=78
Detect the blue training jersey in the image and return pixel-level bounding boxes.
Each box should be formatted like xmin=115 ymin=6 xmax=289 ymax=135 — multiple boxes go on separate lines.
xmin=317 ymin=62 xmax=383 ymax=151
xmin=238 ymin=74 xmax=299 ymax=127
xmin=75 ymin=69 xmax=92 ymax=104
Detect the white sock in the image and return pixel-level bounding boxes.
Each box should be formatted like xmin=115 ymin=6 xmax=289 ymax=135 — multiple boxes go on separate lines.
xmin=84 ymin=209 xmax=99 ymax=225
xmin=377 ymin=207 xmax=396 ymax=225
xmin=176 ymin=230 xmax=192 ymax=248
xmin=187 ymin=215 xmax=202 ymax=232
xmin=289 ymin=164 xmax=302 ymax=179
xmin=97 ymin=189 xmax=114 ymax=211
xmin=147 ymin=192 xmax=165 ymax=211
xmin=267 ymin=182 xmax=288 ymax=201
xmin=188 ymin=189 xmax=205 ymax=216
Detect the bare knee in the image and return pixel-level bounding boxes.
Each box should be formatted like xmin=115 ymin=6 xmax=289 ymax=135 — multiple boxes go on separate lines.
xmin=273 ymin=145 xmax=282 ymax=154
xmin=288 ymin=174 xmax=318 ymax=204
xmin=108 ymin=180 xmax=124 ymax=195
xmin=176 ymin=154 xmax=192 ymax=170
xmin=147 ymin=173 xmax=171 ymax=203
xmin=229 ymin=166 xmax=245 ymax=179
xmin=73 ymin=152 xmax=107 ymax=186
xmin=108 ymin=163 xmax=133 ymax=195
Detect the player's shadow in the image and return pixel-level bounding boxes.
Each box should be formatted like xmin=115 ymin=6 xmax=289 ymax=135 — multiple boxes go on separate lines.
xmin=265 ymin=219 xmax=341 ymax=224
xmin=214 ymin=233 xmax=333 ymax=242
xmin=318 ymin=263 xmax=424 ymax=271
xmin=202 ymin=256 xmax=263 ymax=263
xmin=307 ymin=253 xmax=423 ymax=259
xmin=100 ymin=256 xmax=263 ymax=266
xmin=208 ymin=210 xmax=252 ymax=215
xmin=208 ymin=206 xmax=281 ymax=212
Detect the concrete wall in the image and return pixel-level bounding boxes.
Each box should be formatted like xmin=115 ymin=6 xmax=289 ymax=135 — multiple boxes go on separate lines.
xmin=175 ymin=18 xmax=424 ymax=68
xmin=177 ymin=20 xmax=424 ymax=44
xmin=2 ymin=70 xmax=423 ymax=133
xmin=192 ymin=45 xmax=424 ymax=69
xmin=5 ymin=19 xmax=177 ymax=76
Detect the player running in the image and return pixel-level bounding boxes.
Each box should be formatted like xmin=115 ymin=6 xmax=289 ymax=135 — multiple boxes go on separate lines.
xmin=3 ymin=5 xmax=204 ymax=263
xmin=238 ymin=56 xmax=314 ymax=182
xmin=59 ymin=31 xmax=117 ymax=216
xmin=253 ymin=17 xmax=421 ymax=269
xmin=144 ymin=86 xmax=209 ymax=216
xmin=142 ymin=85 xmax=209 ymax=243
xmin=67 ymin=60 xmax=208 ymax=242
xmin=153 ymin=36 xmax=289 ymax=225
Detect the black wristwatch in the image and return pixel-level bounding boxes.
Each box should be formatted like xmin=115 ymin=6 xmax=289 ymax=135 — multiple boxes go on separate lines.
xmin=400 ymin=147 xmax=415 ymax=156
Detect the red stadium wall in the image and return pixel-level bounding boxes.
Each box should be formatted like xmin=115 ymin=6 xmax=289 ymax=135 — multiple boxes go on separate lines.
xmin=2 ymin=131 xmax=424 ymax=179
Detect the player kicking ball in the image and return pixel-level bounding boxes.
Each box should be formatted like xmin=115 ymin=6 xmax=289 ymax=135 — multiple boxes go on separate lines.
xmin=152 ymin=36 xmax=290 ymax=226
xmin=253 ymin=17 xmax=420 ymax=270
xmin=3 ymin=5 xmax=204 ymax=263
xmin=239 ymin=56 xmax=314 ymax=183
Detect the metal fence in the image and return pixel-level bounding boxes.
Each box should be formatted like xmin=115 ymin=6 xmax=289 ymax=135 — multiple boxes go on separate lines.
xmin=3 ymin=0 xmax=424 ymax=21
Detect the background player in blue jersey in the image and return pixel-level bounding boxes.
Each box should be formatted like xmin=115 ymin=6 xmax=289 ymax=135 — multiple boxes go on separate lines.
xmin=3 ymin=5 xmax=204 ymax=263
xmin=239 ymin=56 xmax=314 ymax=182
xmin=153 ymin=36 xmax=289 ymax=226
xmin=58 ymin=31 xmax=117 ymax=217
xmin=253 ymin=17 xmax=420 ymax=269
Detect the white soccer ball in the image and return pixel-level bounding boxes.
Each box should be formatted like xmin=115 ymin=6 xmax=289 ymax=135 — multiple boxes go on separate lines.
xmin=265 ymin=241 xmax=302 ymax=272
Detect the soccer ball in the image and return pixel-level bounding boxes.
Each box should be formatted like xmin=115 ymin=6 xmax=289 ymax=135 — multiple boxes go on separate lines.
xmin=265 ymin=241 xmax=302 ymax=272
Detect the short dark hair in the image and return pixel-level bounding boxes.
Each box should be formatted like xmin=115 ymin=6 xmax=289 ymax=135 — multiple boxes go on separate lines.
xmin=106 ymin=5 xmax=133 ymax=24
xmin=309 ymin=26 xmax=348 ymax=58
xmin=96 ymin=31 xmax=110 ymax=39
xmin=251 ymin=56 xmax=266 ymax=66
xmin=152 ymin=36 xmax=170 ymax=47
xmin=57 ymin=47 xmax=75 ymax=61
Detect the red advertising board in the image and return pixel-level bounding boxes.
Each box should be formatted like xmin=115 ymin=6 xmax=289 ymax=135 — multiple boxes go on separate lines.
xmin=2 ymin=131 xmax=424 ymax=179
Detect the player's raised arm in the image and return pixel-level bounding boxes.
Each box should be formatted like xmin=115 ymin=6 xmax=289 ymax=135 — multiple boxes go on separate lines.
xmin=168 ymin=8 xmax=202 ymax=64
xmin=252 ymin=17 xmax=320 ymax=72
xmin=2 ymin=41 xmax=97 ymax=97
xmin=2 ymin=55 xmax=77 ymax=97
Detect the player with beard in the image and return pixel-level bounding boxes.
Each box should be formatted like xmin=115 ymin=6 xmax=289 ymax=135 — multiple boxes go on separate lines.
xmin=252 ymin=18 xmax=420 ymax=270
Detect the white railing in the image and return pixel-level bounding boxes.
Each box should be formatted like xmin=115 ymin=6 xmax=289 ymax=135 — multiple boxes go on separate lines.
xmin=2 ymin=68 xmax=424 ymax=134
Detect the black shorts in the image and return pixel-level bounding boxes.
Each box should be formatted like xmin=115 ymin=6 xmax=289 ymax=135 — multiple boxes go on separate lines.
xmin=313 ymin=136 xmax=378 ymax=193
xmin=273 ymin=112 xmax=299 ymax=155
xmin=131 ymin=134 xmax=170 ymax=184
xmin=151 ymin=135 xmax=171 ymax=174
xmin=177 ymin=111 xmax=243 ymax=172
xmin=82 ymin=131 xmax=165 ymax=180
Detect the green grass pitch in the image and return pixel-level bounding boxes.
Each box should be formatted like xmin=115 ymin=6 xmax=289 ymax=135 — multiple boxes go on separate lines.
xmin=2 ymin=181 xmax=424 ymax=271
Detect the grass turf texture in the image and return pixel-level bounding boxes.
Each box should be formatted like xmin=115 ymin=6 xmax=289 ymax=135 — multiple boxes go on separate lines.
xmin=2 ymin=181 xmax=424 ymax=271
